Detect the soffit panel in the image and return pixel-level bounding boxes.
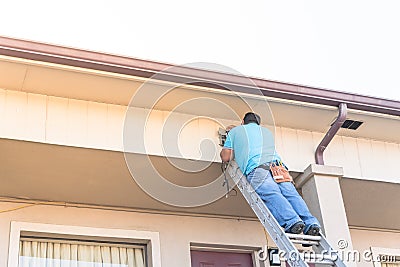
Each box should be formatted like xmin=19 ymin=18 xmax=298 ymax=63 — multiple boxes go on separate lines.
xmin=0 ymin=60 xmax=27 ymax=90
xmin=22 ymin=65 xmax=141 ymax=105
xmin=0 ymin=139 xmax=255 ymax=218
xmin=268 ymin=102 xmax=337 ymax=133
xmin=340 ymin=178 xmax=400 ymax=231
xmin=337 ymin=111 xmax=400 ymax=143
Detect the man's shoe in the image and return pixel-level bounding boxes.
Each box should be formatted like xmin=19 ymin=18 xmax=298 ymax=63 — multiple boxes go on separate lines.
xmin=285 ymin=221 xmax=305 ymax=234
xmin=304 ymin=224 xmax=320 ymax=236
xmin=302 ymin=225 xmax=321 ymax=247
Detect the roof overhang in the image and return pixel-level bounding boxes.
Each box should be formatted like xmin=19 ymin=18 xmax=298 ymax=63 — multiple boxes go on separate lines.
xmin=1 ymin=44 xmax=400 ymax=144
xmin=1 ymin=36 xmax=399 ymax=117
xmin=1 ymin=41 xmax=400 ymax=143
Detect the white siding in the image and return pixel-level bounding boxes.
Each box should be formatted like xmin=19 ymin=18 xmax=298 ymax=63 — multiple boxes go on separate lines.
xmin=46 ymin=96 xmax=68 ymax=144
xmin=106 ymin=104 xmax=125 ymax=151
xmin=87 ymin=101 xmax=108 ymax=149
xmin=3 ymin=90 xmax=27 ymax=140
xmin=277 ymin=127 xmax=400 ymax=183
xmin=341 ymin=136 xmax=363 ymax=178
xmin=26 ymin=93 xmax=47 ymax=142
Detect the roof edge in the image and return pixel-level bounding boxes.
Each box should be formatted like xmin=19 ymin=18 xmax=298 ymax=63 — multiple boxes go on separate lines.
xmin=0 ymin=36 xmax=399 ymax=116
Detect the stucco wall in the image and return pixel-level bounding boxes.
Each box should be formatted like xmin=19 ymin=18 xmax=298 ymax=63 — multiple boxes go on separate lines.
xmin=0 ymin=201 xmax=268 ymax=267
xmin=350 ymin=228 xmax=400 ymax=267
xmin=2 ymin=204 xmax=400 ymax=267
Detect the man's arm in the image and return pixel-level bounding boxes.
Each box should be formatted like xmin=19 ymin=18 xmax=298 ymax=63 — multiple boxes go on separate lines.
xmin=220 ymin=148 xmax=233 ymax=163
xmin=221 ymin=126 xmax=235 ymax=162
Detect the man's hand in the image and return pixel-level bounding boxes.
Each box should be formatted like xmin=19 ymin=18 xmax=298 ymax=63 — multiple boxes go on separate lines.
xmin=226 ymin=125 xmax=236 ymax=132
xmin=220 ymin=148 xmax=233 ymax=163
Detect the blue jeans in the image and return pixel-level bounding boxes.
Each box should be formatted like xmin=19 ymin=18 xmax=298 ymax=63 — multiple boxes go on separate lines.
xmin=246 ymin=167 xmax=320 ymax=232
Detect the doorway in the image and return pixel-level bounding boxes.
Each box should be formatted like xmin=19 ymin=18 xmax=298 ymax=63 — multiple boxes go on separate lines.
xmin=191 ymin=250 xmax=253 ymax=267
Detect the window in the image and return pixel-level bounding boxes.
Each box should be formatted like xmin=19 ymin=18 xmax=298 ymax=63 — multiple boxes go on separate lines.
xmin=370 ymin=247 xmax=400 ymax=267
xmin=381 ymin=262 xmax=400 ymax=267
xmin=19 ymin=237 xmax=145 ymax=267
xmin=8 ymin=222 xmax=161 ymax=267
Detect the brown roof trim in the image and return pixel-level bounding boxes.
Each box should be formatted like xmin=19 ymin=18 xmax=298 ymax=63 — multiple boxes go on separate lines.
xmin=1 ymin=36 xmax=399 ymax=116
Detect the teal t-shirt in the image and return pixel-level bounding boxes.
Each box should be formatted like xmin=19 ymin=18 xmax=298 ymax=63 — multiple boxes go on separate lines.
xmin=223 ymin=123 xmax=281 ymax=175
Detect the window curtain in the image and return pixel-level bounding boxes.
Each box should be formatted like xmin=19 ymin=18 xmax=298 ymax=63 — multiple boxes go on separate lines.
xmin=19 ymin=240 xmax=145 ymax=267
xmin=382 ymin=263 xmax=400 ymax=267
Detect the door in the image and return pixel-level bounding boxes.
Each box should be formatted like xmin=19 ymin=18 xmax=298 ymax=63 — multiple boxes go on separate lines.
xmin=286 ymin=263 xmax=315 ymax=267
xmin=191 ymin=250 xmax=253 ymax=267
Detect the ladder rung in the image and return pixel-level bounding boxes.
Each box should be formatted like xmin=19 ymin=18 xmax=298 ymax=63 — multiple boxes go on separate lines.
xmin=300 ymin=253 xmax=335 ymax=259
xmin=291 ymin=240 xmax=319 ymax=246
xmin=286 ymin=233 xmax=322 ymax=241
xmin=299 ymin=253 xmax=337 ymax=262
xmin=227 ymin=160 xmax=346 ymax=267
xmin=305 ymin=259 xmax=335 ymax=265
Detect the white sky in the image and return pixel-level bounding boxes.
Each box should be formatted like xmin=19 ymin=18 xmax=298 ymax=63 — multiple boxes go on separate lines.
xmin=1 ymin=0 xmax=399 ymax=101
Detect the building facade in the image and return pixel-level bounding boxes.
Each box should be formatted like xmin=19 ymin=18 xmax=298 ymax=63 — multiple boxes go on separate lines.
xmin=0 ymin=36 xmax=399 ymax=267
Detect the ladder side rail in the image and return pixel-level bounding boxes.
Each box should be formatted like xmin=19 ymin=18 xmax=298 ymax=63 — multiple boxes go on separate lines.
xmin=226 ymin=161 xmax=309 ymax=267
xmin=225 ymin=160 xmax=347 ymax=267
xmin=314 ymin=234 xmax=347 ymax=267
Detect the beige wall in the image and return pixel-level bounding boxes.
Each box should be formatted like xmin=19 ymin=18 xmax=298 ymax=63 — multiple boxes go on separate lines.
xmin=349 ymin=228 xmax=400 ymax=267
xmin=0 ymin=201 xmax=268 ymax=267
xmin=1 ymin=88 xmax=399 ymax=183
xmin=2 ymin=206 xmax=400 ymax=267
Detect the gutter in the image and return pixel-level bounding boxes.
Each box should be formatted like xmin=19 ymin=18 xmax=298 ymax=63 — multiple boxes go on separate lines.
xmin=0 ymin=36 xmax=399 ymax=116
xmin=315 ymin=103 xmax=348 ymax=165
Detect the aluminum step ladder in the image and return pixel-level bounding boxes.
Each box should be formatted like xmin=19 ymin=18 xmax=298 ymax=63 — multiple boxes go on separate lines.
xmin=224 ymin=160 xmax=347 ymax=267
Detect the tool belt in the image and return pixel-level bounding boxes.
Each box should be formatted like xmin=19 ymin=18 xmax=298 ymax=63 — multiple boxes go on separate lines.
xmin=257 ymin=161 xmax=293 ymax=183
xmin=270 ymin=161 xmax=293 ymax=183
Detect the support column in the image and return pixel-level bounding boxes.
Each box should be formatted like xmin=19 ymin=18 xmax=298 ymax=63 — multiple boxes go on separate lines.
xmin=295 ymin=164 xmax=356 ymax=267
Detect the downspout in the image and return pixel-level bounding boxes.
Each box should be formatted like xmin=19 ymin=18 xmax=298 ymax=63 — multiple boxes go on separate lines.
xmin=315 ymin=103 xmax=348 ymax=165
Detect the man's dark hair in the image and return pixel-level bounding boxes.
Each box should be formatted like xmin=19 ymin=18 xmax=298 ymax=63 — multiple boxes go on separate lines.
xmin=243 ymin=112 xmax=261 ymax=125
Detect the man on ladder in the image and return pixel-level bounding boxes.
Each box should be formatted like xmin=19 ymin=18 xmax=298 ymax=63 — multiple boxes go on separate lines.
xmin=220 ymin=112 xmax=321 ymax=236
